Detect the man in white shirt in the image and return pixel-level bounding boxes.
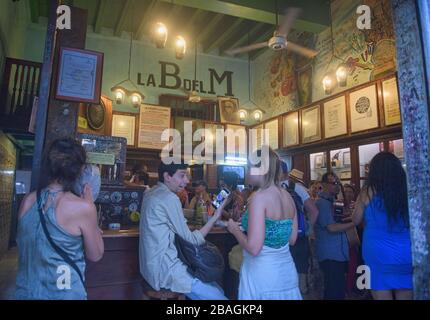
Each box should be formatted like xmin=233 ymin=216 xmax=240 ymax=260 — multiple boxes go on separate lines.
xmin=139 ymin=162 xmax=227 ymax=300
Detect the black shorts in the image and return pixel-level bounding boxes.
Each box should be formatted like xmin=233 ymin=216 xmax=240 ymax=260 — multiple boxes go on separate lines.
xmin=290 ymin=236 xmax=310 ymax=274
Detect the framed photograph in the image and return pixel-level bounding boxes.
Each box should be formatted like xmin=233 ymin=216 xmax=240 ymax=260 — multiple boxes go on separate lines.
xmin=226 ymin=124 xmax=247 ymax=158
xmin=264 ymin=119 xmax=279 ymax=150
xmin=55 ymin=47 xmax=103 ymax=104
xmin=218 ymin=97 xmax=240 ymax=124
xmin=324 ymin=95 xmax=347 ymax=138
xmin=301 ymin=104 xmax=321 ymax=143
xmin=314 ymin=154 xmax=325 ymax=168
xmin=382 ymin=77 xmax=401 ymax=126
xmin=111 ymin=112 xmax=137 ymax=147
xmin=343 ymin=151 xmax=351 ymax=166
xmin=349 ymin=84 xmax=379 ymax=133
xmin=283 ymin=111 xmax=299 ymax=147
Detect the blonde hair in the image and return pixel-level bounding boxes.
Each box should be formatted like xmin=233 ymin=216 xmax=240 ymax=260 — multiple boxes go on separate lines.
xmin=251 ymin=148 xmax=281 ymax=190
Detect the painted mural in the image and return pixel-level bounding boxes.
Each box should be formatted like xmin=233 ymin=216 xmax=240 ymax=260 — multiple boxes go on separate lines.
xmin=253 ymin=0 xmax=397 ymax=119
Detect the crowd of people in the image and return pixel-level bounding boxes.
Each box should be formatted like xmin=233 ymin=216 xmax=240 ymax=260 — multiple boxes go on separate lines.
xmin=13 ymin=137 xmax=413 ymax=300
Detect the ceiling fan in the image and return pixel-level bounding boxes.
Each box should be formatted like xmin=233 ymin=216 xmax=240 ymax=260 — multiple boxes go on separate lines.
xmin=224 ymin=7 xmax=318 ymax=58
xmin=182 ymin=40 xmax=217 ymax=103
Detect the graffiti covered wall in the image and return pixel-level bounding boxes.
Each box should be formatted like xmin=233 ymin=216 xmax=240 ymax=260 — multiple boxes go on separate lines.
xmin=252 ymin=0 xmax=397 ymax=120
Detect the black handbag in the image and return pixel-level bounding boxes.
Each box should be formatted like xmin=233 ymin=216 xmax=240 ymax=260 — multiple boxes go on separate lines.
xmin=174 ymin=234 xmax=225 ymax=283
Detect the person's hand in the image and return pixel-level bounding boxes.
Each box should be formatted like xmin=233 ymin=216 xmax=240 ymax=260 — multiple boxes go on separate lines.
xmin=82 ymin=184 xmax=94 ymax=203
xmin=227 ymin=219 xmax=241 ymax=234
xmin=213 ymin=197 xmax=229 ymax=220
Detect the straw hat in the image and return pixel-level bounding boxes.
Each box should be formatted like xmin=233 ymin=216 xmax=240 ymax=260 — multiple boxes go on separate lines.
xmin=288 ymin=169 xmax=304 ymax=183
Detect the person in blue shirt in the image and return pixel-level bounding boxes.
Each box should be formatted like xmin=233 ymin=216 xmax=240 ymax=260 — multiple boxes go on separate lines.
xmin=352 ymin=152 xmax=412 ymax=300
xmin=315 ymin=172 xmax=355 ymax=300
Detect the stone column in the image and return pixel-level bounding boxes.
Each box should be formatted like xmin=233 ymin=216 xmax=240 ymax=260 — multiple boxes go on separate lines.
xmin=392 ymin=0 xmax=430 ymax=300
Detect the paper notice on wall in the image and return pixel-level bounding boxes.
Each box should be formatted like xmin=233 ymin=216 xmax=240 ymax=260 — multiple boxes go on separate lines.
xmin=138 ymin=104 xmax=171 ymax=149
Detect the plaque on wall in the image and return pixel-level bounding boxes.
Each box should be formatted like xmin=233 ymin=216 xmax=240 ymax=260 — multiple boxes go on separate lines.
xmin=86 ymin=100 xmax=106 ymax=130
xmin=138 ymin=104 xmax=171 ymax=149
xmin=323 ymin=95 xmax=347 ymax=139
xmin=264 ymin=119 xmax=278 ymax=150
xmin=382 ymin=77 xmax=401 ymax=126
xmin=349 ymin=84 xmax=379 ymax=133
xmin=301 ymin=105 xmax=321 ymax=144
xmin=283 ymin=111 xmax=299 ymax=147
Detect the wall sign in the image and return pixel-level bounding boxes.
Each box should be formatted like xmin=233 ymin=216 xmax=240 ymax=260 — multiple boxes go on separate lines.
xmin=324 ymin=95 xmax=347 ymax=139
xmin=349 ymin=84 xmax=379 ymax=133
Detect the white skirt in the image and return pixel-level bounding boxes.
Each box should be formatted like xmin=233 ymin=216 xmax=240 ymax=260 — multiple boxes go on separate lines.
xmin=238 ymin=244 xmax=302 ymax=300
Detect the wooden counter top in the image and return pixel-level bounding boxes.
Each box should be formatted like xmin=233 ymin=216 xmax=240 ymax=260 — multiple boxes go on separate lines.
xmin=102 ymin=225 xmax=230 ymax=238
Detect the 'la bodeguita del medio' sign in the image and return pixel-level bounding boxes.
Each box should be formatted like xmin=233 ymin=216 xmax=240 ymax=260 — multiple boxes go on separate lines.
xmin=137 ymin=61 xmax=234 ymax=97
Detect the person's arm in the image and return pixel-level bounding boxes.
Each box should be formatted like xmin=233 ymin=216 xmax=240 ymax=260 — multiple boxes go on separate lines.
xmin=304 ymin=198 xmax=319 ymax=225
xmin=79 ymin=185 xmax=104 ymax=262
xmin=316 ymin=198 xmax=353 ymax=234
xmin=199 ymin=198 xmax=228 ymax=237
xmin=296 ymin=184 xmax=319 ymax=225
xmin=227 ymin=193 xmax=265 ymax=256
xmin=352 ymin=188 xmax=370 ymax=226
xmin=289 ymin=197 xmax=298 ymax=246
xmin=326 ymin=222 xmax=355 ymax=233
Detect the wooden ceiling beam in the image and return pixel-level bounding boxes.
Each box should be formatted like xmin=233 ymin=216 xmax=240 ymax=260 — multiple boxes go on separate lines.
xmin=203 ymin=18 xmax=245 ymax=53
xmin=114 ymin=0 xmax=133 ymax=37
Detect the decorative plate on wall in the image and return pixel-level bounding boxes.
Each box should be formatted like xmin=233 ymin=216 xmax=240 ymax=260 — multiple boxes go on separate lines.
xmin=86 ymin=99 xmax=106 ymax=130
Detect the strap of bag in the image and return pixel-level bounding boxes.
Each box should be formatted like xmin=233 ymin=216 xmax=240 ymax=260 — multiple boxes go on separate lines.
xmin=37 ymin=189 xmax=85 ymax=286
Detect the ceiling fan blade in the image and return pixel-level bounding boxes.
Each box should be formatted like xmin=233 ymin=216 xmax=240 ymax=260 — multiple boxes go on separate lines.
xmin=224 ymin=42 xmax=268 ymax=56
xmin=286 ymin=41 xmax=318 ymax=58
xmin=277 ymin=7 xmax=302 ymax=36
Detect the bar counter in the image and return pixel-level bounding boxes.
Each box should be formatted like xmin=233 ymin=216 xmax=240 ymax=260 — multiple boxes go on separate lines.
xmin=85 ymin=226 xmax=238 ymax=300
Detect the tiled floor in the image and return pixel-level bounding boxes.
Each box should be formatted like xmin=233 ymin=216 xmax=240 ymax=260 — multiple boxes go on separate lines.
xmin=0 ymin=247 xmax=18 ymax=300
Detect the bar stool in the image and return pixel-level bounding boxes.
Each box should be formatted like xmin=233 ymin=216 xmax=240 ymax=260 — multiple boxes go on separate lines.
xmin=141 ymin=279 xmax=186 ymax=300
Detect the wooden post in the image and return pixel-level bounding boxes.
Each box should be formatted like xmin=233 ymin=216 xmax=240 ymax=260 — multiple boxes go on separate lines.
xmin=44 ymin=6 xmax=88 ymax=149
xmin=392 ymin=0 xmax=430 ymax=300
xmin=30 ymin=0 xmax=58 ymax=190
xmin=31 ymin=3 xmax=88 ymax=190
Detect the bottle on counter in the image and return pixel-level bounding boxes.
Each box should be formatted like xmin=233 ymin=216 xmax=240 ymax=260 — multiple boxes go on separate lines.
xmin=195 ymin=196 xmax=207 ymax=226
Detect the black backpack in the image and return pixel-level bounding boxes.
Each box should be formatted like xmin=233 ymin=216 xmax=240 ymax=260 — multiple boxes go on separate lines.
xmin=174 ymin=234 xmax=225 ymax=283
xmin=282 ymin=181 xmax=307 ymax=237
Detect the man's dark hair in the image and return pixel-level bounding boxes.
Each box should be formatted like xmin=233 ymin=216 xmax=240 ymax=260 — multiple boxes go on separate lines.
xmin=194 ymin=180 xmax=208 ymax=189
xmin=158 ymin=162 xmax=188 ymax=182
xmin=321 ymin=172 xmax=339 ymax=183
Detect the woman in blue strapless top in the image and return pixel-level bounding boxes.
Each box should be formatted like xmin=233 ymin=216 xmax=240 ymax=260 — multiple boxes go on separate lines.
xmin=352 ymin=152 xmax=413 ymax=300
xmin=226 ymin=148 xmax=302 ymax=300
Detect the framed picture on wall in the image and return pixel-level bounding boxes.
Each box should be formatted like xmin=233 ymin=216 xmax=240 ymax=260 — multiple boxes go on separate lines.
xmin=382 ymin=77 xmax=401 ymax=126
xmin=349 ymin=84 xmax=379 ymax=133
xmin=55 ymin=47 xmax=104 ymax=104
xmin=264 ymin=119 xmax=279 ymax=150
xmin=111 ymin=112 xmax=137 ymax=147
xmin=301 ymin=104 xmax=321 ymax=144
xmin=324 ymin=95 xmax=347 ymax=138
xmin=342 ymin=151 xmax=351 ymax=166
xmin=314 ymin=154 xmax=325 ymax=168
xmin=283 ymin=111 xmax=299 ymax=147
xmin=218 ymin=97 xmax=240 ymax=124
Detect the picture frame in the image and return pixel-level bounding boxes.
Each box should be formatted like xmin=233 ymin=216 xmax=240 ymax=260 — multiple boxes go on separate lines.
xmin=283 ymin=111 xmax=299 ymax=147
xmin=382 ymin=77 xmax=401 ymax=126
xmin=342 ymin=150 xmax=351 ymax=166
xmin=323 ymin=95 xmax=348 ymax=139
xmin=314 ymin=154 xmax=324 ymax=169
xmin=296 ymin=64 xmax=313 ymax=106
xmin=111 ymin=112 xmax=138 ymax=147
xmin=301 ymin=104 xmax=321 ymax=144
xmin=138 ymin=104 xmax=171 ymax=150
xmin=218 ymin=97 xmax=240 ymax=124
xmin=349 ymin=84 xmax=379 ymax=133
xmin=55 ymin=47 xmax=103 ymax=104
xmin=264 ymin=119 xmax=279 ymax=150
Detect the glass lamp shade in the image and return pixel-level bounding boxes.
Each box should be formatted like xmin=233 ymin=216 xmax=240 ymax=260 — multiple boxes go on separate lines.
xmin=175 ymin=36 xmax=186 ymax=59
